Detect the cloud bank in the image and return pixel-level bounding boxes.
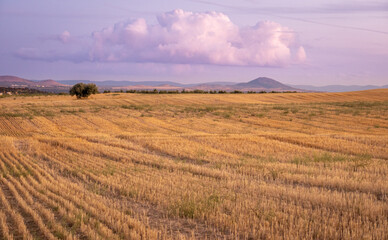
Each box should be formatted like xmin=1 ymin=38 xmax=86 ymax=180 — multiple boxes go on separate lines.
xmin=18 ymin=9 xmax=306 ymax=67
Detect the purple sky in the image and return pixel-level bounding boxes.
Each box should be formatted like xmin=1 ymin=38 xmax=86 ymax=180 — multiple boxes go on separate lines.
xmin=0 ymin=0 xmax=387 ymax=85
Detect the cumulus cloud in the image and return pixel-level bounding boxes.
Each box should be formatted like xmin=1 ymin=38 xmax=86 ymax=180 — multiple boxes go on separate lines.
xmin=89 ymin=9 xmax=305 ymax=66
xmin=17 ymin=9 xmax=306 ymax=67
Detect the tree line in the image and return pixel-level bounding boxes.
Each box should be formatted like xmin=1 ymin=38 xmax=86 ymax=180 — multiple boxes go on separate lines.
xmin=69 ymin=83 xmax=298 ymax=99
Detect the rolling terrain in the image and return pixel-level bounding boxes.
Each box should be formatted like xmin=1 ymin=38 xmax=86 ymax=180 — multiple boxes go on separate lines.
xmin=0 ymin=76 xmax=69 ymax=93
xmin=1 ymin=75 xmax=302 ymax=92
xmin=5 ymin=74 xmax=387 ymax=93
xmin=0 ymin=89 xmax=387 ymax=239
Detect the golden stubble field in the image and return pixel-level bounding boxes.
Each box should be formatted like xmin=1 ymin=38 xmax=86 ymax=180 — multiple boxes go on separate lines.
xmin=0 ymin=89 xmax=387 ymax=239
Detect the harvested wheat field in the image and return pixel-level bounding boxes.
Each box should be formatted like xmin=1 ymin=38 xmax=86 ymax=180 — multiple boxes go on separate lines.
xmin=0 ymin=89 xmax=387 ymax=239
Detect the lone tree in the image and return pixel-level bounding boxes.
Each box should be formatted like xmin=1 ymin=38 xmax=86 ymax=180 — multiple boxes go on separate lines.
xmin=69 ymin=83 xmax=98 ymax=99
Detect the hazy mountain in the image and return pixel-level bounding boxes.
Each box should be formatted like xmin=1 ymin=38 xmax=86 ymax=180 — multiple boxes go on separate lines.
xmin=233 ymin=77 xmax=301 ymax=91
xmin=291 ymin=84 xmax=388 ymax=92
xmin=58 ymin=80 xmax=189 ymax=87
xmin=5 ymin=75 xmax=386 ymax=93
xmin=185 ymin=84 xmax=230 ymax=91
xmin=199 ymin=81 xmax=236 ymax=86
xmin=0 ymin=75 xmax=304 ymax=92
xmin=104 ymin=77 xmax=302 ymax=91
xmin=0 ymin=75 xmax=35 ymax=86
xmin=0 ymin=75 xmax=67 ymax=87
xmin=56 ymin=78 xmax=388 ymax=92
xmin=37 ymin=80 xmax=68 ymax=87
xmin=58 ymin=78 xmax=301 ymax=91
xmin=0 ymin=75 xmax=69 ymax=93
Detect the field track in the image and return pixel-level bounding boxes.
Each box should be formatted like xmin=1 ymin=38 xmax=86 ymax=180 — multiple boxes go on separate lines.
xmin=0 ymin=89 xmax=387 ymax=239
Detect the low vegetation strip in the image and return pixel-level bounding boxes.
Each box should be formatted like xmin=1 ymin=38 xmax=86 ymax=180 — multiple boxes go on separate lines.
xmin=0 ymin=89 xmax=387 ymax=239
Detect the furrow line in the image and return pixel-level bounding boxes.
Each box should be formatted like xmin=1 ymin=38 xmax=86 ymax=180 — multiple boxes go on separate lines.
xmin=0 ymin=179 xmax=34 ymax=240
xmin=0 ymin=177 xmax=55 ymax=240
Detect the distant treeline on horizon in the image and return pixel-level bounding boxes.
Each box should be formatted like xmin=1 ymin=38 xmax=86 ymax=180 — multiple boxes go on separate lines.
xmin=104 ymin=89 xmax=299 ymax=94
xmin=0 ymin=87 xmax=300 ymax=97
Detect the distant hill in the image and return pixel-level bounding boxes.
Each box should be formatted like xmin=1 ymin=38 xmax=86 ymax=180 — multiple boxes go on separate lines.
xmin=7 ymin=75 xmax=387 ymax=93
xmin=105 ymin=77 xmax=303 ymax=92
xmin=111 ymin=84 xmax=183 ymax=90
xmin=235 ymin=77 xmax=289 ymax=88
xmin=0 ymin=75 xmax=69 ymax=92
xmin=0 ymin=76 xmax=67 ymax=87
xmin=0 ymin=76 xmax=33 ymax=86
xmin=37 ymin=79 xmax=67 ymax=87
xmin=291 ymin=84 xmax=388 ymax=92
xmin=0 ymin=75 xmax=305 ymax=92
xmin=233 ymin=77 xmax=300 ymax=91
xmin=58 ymin=80 xmax=188 ymax=87
xmin=58 ymin=77 xmax=302 ymax=92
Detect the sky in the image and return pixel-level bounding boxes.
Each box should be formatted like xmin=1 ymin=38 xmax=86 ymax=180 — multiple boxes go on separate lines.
xmin=0 ymin=0 xmax=387 ymax=86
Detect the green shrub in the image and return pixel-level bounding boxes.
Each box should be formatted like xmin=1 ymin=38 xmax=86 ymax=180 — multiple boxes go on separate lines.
xmin=70 ymin=83 xmax=98 ymax=99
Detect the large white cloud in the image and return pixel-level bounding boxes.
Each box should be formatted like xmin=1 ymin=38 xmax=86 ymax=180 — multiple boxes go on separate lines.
xmin=18 ymin=9 xmax=306 ymax=67
xmin=89 ymin=9 xmax=305 ymax=66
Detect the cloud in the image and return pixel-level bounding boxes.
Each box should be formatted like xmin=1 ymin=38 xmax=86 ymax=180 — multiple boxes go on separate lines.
xmin=58 ymin=31 xmax=71 ymax=43
xmin=17 ymin=9 xmax=306 ymax=67
xmin=89 ymin=9 xmax=304 ymax=67
xmin=39 ymin=30 xmax=73 ymax=43
xmin=295 ymin=46 xmax=306 ymax=62
xmin=191 ymin=1 xmax=388 ymax=35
